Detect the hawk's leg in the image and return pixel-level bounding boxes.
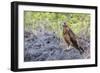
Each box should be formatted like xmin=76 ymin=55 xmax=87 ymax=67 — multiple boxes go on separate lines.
xmin=67 ymin=43 xmax=73 ymax=50
xmin=67 ymin=45 xmax=72 ymax=50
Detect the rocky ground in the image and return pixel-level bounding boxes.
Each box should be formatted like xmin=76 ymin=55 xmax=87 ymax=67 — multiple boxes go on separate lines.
xmin=24 ymin=30 xmax=90 ymax=62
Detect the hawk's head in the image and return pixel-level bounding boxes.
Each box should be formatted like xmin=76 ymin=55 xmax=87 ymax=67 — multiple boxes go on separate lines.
xmin=62 ymin=22 xmax=68 ymax=27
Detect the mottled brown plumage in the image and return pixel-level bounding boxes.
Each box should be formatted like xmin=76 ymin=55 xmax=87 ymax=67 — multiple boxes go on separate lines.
xmin=63 ymin=22 xmax=84 ymax=54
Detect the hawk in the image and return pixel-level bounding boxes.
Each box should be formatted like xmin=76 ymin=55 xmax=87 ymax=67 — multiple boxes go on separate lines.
xmin=62 ymin=22 xmax=84 ymax=54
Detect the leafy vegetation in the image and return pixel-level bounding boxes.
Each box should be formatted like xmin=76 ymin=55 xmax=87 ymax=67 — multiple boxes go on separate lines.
xmin=24 ymin=11 xmax=90 ymax=42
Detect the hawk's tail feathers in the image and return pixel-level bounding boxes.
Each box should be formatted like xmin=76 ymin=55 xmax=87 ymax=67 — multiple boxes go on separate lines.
xmin=78 ymin=47 xmax=84 ymax=54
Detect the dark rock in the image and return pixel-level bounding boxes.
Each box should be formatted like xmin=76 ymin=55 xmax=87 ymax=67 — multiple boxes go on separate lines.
xmin=24 ymin=30 xmax=89 ymax=62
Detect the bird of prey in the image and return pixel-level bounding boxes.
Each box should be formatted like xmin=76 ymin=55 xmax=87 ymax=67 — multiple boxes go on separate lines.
xmin=62 ymin=22 xmax=84 ymax=54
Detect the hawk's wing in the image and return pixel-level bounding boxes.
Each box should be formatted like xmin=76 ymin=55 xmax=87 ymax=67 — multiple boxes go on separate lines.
xmin=67 ymin=28 xmax=78 ymax=46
